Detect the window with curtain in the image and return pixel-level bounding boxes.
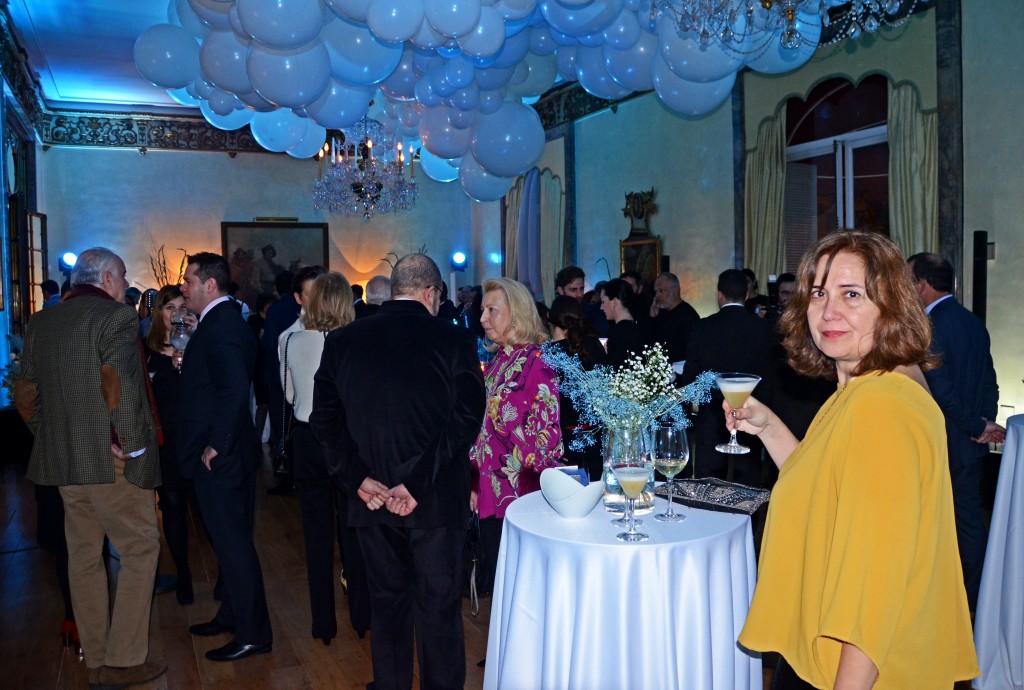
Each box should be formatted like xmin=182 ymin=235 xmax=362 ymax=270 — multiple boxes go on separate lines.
xmin=782 ymin=75 xmax=890 ymax=271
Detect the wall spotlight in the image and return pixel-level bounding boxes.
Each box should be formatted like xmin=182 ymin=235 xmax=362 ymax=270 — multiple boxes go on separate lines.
xmin=59 ymin=251 xmax=78 ymax=276
xmin=451 ymin=251 xmax=467 ymax=272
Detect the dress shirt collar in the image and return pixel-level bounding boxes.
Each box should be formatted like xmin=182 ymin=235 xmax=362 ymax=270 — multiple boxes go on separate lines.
xmin=721 ymin=302 xmax=745 ymax=308
xmin=925 ymin=293 xmax=953 ymax=314
xmin=200 ymin=295 xmax=231 ymax=321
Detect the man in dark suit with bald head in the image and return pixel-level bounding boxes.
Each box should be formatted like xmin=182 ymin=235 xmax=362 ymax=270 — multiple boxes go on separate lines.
xmin=311 ymin=254 xmax=485 ymax=690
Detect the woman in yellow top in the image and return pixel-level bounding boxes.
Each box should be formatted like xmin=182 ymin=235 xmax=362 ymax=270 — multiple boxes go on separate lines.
xmin=728 ymin=231 xmax=978 ymax=689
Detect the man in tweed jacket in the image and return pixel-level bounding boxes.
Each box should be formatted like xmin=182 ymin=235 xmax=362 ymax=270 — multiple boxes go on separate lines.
xmin=16 ymin=247 xmax=165 ymax=688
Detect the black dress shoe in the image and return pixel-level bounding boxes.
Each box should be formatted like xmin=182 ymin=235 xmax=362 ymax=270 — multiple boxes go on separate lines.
xmin=205 ymin=640 xmax=272 ymax=662
xmin=188 ymin=619 xmax=235 ymax=637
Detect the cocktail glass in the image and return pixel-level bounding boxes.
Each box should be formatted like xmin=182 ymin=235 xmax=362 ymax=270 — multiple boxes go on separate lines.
xmin=613 ymin=464 xmax=652 ymax=542
xmin=715 ymin=373 xmax=761 ymax=455
xmin=653 ymin=422 xmax=689 ymax=523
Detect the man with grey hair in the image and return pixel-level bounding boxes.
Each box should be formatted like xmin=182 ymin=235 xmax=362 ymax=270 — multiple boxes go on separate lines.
xmin=311 ymin=254 xmax=485 ymax=690
xmin=648 ymin=271 xmax=700 ymax=365
xmin=360 ymin=274 xmax=391 ymax=318
xmin=15 ymin=247 xmax=165 ymax=688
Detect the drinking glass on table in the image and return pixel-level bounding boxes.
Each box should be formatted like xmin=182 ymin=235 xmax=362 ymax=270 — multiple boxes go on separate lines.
xmin=613 ymin=463 xmax=652 ymax=542
xmin=169 ymin=305 xmax=194 ymax=370
xmin=715 ymin=373 xmax=761 ymax=454
xmin=652 ymin=422 xmax=689 ymax=523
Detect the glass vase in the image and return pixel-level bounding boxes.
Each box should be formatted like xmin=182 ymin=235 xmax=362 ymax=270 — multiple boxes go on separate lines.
xmin=601 ymin=422 xmax=655 ymax=514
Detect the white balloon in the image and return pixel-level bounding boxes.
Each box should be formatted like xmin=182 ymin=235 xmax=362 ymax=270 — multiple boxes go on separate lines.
xmin=574 ymin=45 xmax=631 ymax=99
xmin=657 ymin=15 xmax=743 ymax=83
xmin=424 ymin=0 xmax=482 ymax=38
xmin=188 ymin=0 xmax=233 ymax=30
xmin=326 ymin=0 xmax=372 ymax=22
xmin=418 ymin=147 xmax=460 ymax=182
xmin=603 ymin=27 xmax=656 ymax=91
xmin=134 ymin=24 xmax=201 ymax=89
xmin=419 ymin=105 xmax=472 ymax=158
xmin=470 ymin=100 xmax=544 ymax=177
xmin=175 ymin=0 xmax=212 ymax=39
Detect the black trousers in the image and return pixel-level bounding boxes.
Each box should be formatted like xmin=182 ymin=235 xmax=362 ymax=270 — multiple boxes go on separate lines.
xmin=774 ymin=657 xmax=820 ymax=690
xmin=478 ymin=516 xmax=504 ymax=597
xmin=358 ymin=523 xmax=465 ymax=690
xmin=157 ymin=445 xmax=191 ymax=584
xmin=193 ymin=457 xmax=272 ymax=646
xmin=292 ymin=424 xmax=371 ymax=639
xmin=950 ymin=460 xmax=987 ymax=610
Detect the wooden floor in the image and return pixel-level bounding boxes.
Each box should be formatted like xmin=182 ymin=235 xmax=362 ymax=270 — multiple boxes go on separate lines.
xmin=0 ymin=456 xmax=490 ymax=690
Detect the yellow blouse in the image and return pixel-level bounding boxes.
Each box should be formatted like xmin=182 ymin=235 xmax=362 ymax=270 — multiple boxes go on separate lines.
xmin=739 ymin=371 xmax=978 ymax=689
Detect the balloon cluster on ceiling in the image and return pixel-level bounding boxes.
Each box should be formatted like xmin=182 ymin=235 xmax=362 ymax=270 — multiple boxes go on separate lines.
xmin=134 ymin=0 xmax=840 ymax=203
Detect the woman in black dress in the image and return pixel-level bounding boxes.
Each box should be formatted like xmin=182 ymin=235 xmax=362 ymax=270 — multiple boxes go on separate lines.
xmin=546 ymin=296 xmax=608 ymax=481
xmin=145 ymin=284 xmax=194 ymax=605
xmin=599 ymin=278 xmax=645 ymax=370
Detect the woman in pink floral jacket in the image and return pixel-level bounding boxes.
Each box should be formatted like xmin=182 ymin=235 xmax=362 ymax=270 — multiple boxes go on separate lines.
xmin=470 ymin=277 xmax=563 ymax=594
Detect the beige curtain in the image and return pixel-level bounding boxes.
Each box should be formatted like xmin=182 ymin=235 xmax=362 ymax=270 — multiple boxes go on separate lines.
xmin=888 ymin=82 xmax=938 ymax=255
xmin=745 ymin=109 xmax=787 ymax=289
xmin=503 ymin=176 xmax=526 ymax=278
xmin=539 ymin=169 xmax=565 ymax=306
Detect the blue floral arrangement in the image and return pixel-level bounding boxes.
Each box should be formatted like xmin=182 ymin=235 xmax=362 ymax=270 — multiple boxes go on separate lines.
xmin=542 ymin=341 xmax=717 ymax=452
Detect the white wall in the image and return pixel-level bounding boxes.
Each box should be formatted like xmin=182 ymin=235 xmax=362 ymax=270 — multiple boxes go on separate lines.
xmin=963 ymin=0 xmax=1024 ymax=421
xmin=36 ymin=144 xmax=482 ymax=291
xmin=575 ymin=91 xmax=736 ymax=317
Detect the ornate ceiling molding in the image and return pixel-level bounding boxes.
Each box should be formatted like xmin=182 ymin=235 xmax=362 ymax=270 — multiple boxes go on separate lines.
xmin=1 ymin=5 xmax=262 ymax=154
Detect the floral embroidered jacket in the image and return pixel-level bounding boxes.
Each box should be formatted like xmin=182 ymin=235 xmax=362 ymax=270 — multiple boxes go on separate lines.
xmin=470 ymin=343 xmax=563 ymax=519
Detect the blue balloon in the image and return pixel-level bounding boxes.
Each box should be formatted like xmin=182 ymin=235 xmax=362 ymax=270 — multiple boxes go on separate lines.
xmin=418 ymin=147 xmax=460 ymax=182
xmin=287 ymin=122 xmax=328 ymax=158
xmin=249 ymin=108 xmax=310 ymax=151
xmin=380 ymin=46 xmax=419 ymax=100
xmin=575 ymin=45 xmax=631 ymax=99
xmin=529 ymin=25 xmax=557 ymax=55
xmin=321 ymin=17 xmax=404 ymax=86
xmin=367 ymin=0 xmax=426 ymax=43
xmin=458 ymin=6 xmax=506 ymax=58
xmin=451 ymin=82 xmax=481 ymax=110
xmin=602 ymin=8 xmax=640 ymax=50
xmin=491 ymin=27 xmax=531 ymax=68
xmin=603 ymin=27 xmax=656 ymax=91
xmin=200 ymin=100 xmax=256 ymax=129
xmin=307 ymin=79 xmax=373 ymax=128
xmin=651 ymin=55 xmax=735 ymax=116
xmin=444 ymin=56 xmax=476 ymax=88
xmin=236 ymin=0 xmax=325 ymax=50
xmin=419 ymin=105 xmax=472 ymax=158
xmin=475 ymin=65 xmax=515 ymax=90
xmin=200 ymin=30 xmax=253 ymax=95
xmin=168 ymin=86 xmax=202 ymax=106
xmin=539 ymin=0 xmax=623 ymax=38
xmin=470 ymin=100 xmax=544 ymax=177
xmin=414 ymin=75 xmax=443 ymax=106
xmin=459 ymin=153 xmax=514 ymax=202
xmin=247 ymin=40 xmax=331 ymax=108
xmin=134 ymin=24 xmax=200 ymax=89
xmin=657 ymin=15 xmax=743 ymax=83
xmin=424 ymin=0 xmax=482 ymax=39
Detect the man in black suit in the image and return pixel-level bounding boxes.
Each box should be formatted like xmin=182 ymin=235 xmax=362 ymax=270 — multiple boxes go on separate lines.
xmin=647 ymin=271 xmax=700 ymax=365
xmin=310 ymin=254 xmax=485 ymax=690
xmin=680 ymin=269 xmax=776 ymax=485
xmin=178 ymin=252 xmax=272 ymax=662
xmin=909 ymin=253 xmax=1004 ymax=611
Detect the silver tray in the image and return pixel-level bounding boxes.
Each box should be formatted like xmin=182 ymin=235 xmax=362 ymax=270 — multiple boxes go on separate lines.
xmin=655 ymin=478 xmax=770 ymax=516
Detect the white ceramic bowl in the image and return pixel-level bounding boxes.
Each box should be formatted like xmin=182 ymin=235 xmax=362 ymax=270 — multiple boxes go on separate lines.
xmin=540 ymin=468 xmax=604 ymax=519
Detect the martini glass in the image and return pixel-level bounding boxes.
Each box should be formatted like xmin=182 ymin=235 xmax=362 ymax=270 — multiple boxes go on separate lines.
xmin=652 ymin=422 xmax=689 ymax=523
xmin=715 ymin=373 xmax=761 ymax=455
xmin=613 ymin=464 xmax=652 ymax=542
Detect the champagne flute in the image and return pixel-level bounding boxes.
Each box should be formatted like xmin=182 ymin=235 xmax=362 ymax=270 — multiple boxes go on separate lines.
xmin=612 ymin=464 xmax=652 ymax=542
xmin=652 ymin=422 xmax=689 ymax=523
xmin=715 ymin=373 xmax=761 ymax=454
xmin=169 ymin=305 xmax=193 ymax=370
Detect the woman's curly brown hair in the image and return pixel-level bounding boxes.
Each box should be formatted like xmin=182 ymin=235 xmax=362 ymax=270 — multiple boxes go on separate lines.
xmin=778 ymin=231 xmax=937 ymax=381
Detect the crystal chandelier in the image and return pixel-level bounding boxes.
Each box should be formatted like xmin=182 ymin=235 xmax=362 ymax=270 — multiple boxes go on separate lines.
xmin=652 ymin=0 xmax=923 ymax=55
xmin=312 ymin=118 xmax=418 ymax=220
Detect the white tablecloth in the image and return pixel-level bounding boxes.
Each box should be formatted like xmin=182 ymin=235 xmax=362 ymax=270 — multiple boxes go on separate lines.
xmin=483 ymin=491 xmax=761 ymax=690
xmin=975 ymin=414 xmax=1024 ymax=690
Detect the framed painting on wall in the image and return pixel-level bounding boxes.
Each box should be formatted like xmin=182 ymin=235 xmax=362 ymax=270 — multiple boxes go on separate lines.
xmin=221 ymin=222 xmax=328 ymax=309
xmin=619 ymin=237 xmax=662 ymax=288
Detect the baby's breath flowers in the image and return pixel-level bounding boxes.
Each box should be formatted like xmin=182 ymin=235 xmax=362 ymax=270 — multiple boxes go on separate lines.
xmin=543 ymin=342 xmax=716 ymax=451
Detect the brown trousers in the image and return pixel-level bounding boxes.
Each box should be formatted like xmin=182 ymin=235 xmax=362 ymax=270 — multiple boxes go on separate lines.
xmin=59 ymin=459 xmax=160 ymax=669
